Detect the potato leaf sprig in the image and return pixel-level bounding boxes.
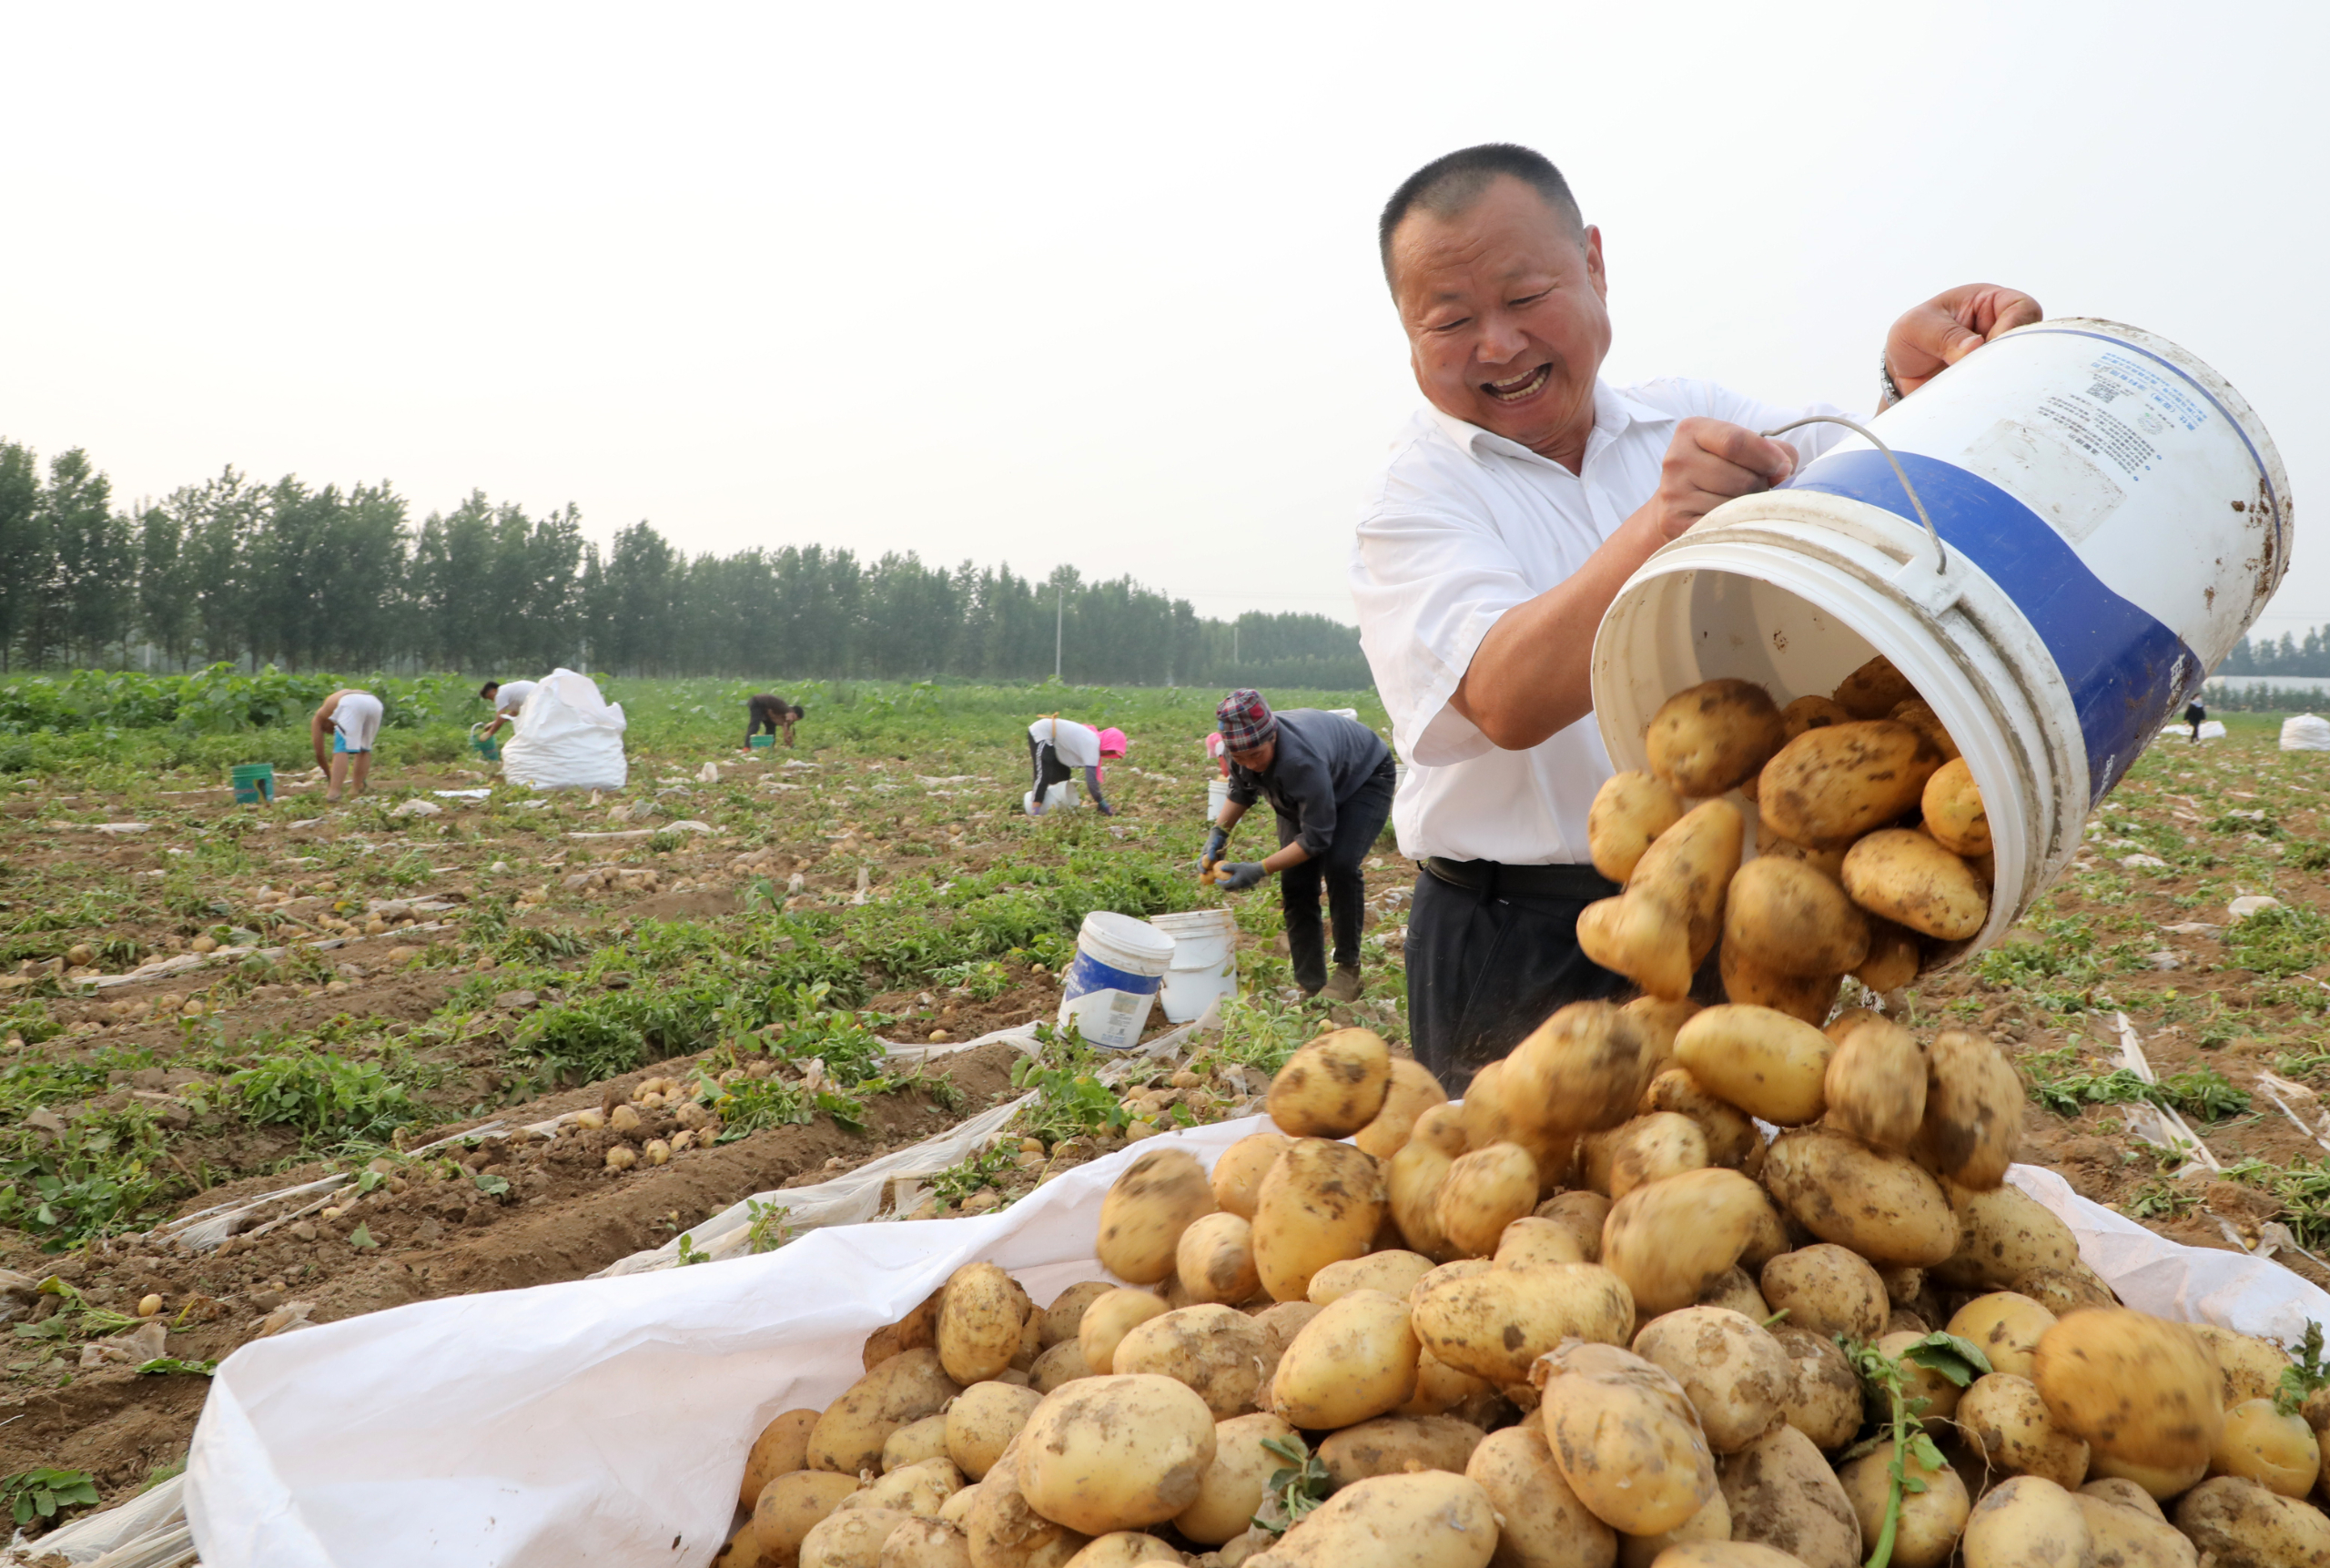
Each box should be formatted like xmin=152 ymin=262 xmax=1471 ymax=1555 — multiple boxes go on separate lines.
xmin=1252 ymin=1434 xmax=1332 ymax=1535
xmin=2275 ymin=1320 xmax=2329 ymax=1416
xmin=1841 ymin=1332 xmax=1991 ymax=1568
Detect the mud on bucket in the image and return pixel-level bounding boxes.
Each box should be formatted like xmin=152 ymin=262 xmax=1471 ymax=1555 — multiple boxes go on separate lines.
xmin=1592 ymin=318 xmax=2290 ymax=967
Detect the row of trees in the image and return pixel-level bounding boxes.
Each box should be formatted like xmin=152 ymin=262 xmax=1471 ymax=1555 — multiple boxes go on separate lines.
xmin=2219 ymin=629 xmax=2330 ymax=679
xmin=0 ymin=441 xmax=1370 ymax=688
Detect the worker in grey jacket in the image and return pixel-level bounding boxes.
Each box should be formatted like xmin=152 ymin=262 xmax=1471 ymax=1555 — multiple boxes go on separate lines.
xmin=1204 ymin=689 xmax=1395 ymax=1003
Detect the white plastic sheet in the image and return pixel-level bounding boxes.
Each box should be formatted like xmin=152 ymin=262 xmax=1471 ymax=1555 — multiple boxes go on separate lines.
xmin=2283 ymin=713 xmax=2330 ymax=752
xmin=501 ymin=669 xmax=628 ymax=792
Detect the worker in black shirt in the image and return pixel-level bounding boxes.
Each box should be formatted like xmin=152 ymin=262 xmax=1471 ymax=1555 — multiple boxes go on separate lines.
xmin=1204 ymin=689 xmax=1397 ymax=1003
xmin=744 ymin=693 xmax=805 ymax=749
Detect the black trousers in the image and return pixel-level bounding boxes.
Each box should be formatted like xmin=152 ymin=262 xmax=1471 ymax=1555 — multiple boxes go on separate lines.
xmin=1028 ymin=737 xmax=1071 ymax=794
xmin=1276 ymin=758 xmax=1396 ymax=994
xmin=1405 ymin=863 xmax=1629 ymax=1095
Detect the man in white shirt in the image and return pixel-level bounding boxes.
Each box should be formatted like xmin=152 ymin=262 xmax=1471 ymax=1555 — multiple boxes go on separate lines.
xmin=476 ymin=679 xmax=540 ymax=741
xmin=1351 ymin=143 xmax=2040 ymax=1089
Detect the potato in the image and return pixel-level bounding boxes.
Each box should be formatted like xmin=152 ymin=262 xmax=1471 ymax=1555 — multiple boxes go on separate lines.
xmin=1841 ymin=828 xmax=1988 ymax=942
xmin=1602 ymin=1168 xmax=1778 ymax=1316
xmin=1642 ymin=1543 xmax=1806 ymax=1568
xmin=1211 ymin=1134 xmax=1292 ymax=1221
xmin=1770 ymin=1328 xmax=1861 ymax=1452
xmin=1961 ymin=1474 xmax=2092 ymax=1568
xmin=938 ymin=1264 xmax=1032 ymax=1386
xmin=1401 ymin=1348 xmax=1495 ymax=1419
xmin=1910 ymin=1028 xmax=2022 ymax=1189
xmin=1640 ymin=1069 xmax=1761 ymax=1170
xmin=1310 ymin=1249 xmax=1435 ymax=1304
xmin=1535 ymin=1190 xmax=1612 ymax=1261
xmin=1174 ymin=1213 xmax=1261 ymax=1307
xmin=1464 ymin=1423 xmax=1616 ymax=1568
xmin=1413 ymin=1261 xmax=1634 ymax=1385
xmin=1837 ymin=1439 xmax=1968 ymax=1568
xmin=2016 ymin=1263 xmax=2120 ymax=1317
xmin=1436 ymin=1143 xmax=1541 ymax=1257
xmin=1268 ymin=1027 xmax=1393 ymax=1138
xmin=1097 ymin=1149 xmax=1216 ymax=1286
xmin=1270 ymin=1290 xmax=1419 ymax=1429
xmin=804 ymin=1508 xmax=916 ymax=1568
xmin=1354 ymin=1058 xmax=1449 ymax=1160
xmin=1079 ymin=1290 xmax=1168 ymax=1376
xmin=1617 ymin=1488 xmax=1729 ymax=1568
xmin=1921 ymin=756 xmax=1989 ymax=855
xmin=1028 ymin=1339 xmax=1092 ymax=1393
xmin=1506 ymin=1000 xmax=1656 ymax=1140
xmin=1631 ymin=1306 xmax=1790 ymax=1454
xmin=1758 ymin=720 xmax=1940 ymax=851
xmin=2080 ymin=1477 xmax=2165 ymax=1519
xmin=2193 ymin=1325 xmax=2295 ymax=1409
xmin=2034 ymin=1308 xmax=2224 ymax=1472
xmin=1250 ymin=1300 xmax=1324 ymax=1354
xmin=1760 ymin=1129 xmax=1957 ymax=1267
xmin=1932 ymin=1180 xmax=2082 ymax=1290
xmin=1112 ymin=1304 xmax=1274 ymax=1419
xmin=1956 ymin=1371 xmax=2088 ymax=1489
xmin=1628 ymin=799 xmax=1747 ymax=965
xmin=1869 ymin=1328 xmax=1966 ymax=1429
xmin=1592 ymin=770 xmax=1687 ymax=885
xmin=886 ymin=1414 xmax=955 ymax=1472
xmin=716 ymin=1521 xmax=769 ymax=1568
xmin=744 ymin=1410 xmax=824 ymax=1510
xmin=964 ymin=1440 xmax=1088 ymax=1568
xmin=1626 ymin=996 xmax=1702 ymax=1074
xmin=1759 ymin=1245 xmax=1888 ymax=1341
xmin=1831 ymin=653 xmax=1915 ymax=719
xmin=1851 ymin=917 xmax=1922 ymax=993
xmin=880 ymin=1519 xmax=972 ymax=1568
xmin=1251 ymin=1138 xmax=1386 ymax=1301
xmin=1717 ymin=1421 xmax=1861 ymax=1568
xmin=2177 ymin=1475 xmax=2330 ymax=1566
xmin=810 ymin=1349 xmax=965 ymax=1475
xmin=1389 ymin=1105 xmax=1466 ymax=1258
xmin=1060 ymin=1534 xmax=1177 ymax=1568
xmin=946 ymin=1382 xmax=1043 ymax=1482
xmin=1580 ymin=892 xmax=1697 ymax=1002
xmin=1697 ymin=1267 xmax=1770 ymax=1322
xmin=1495 ymin=1217 xmax=1585 ymax=1268
xmin=759 ymin=1472 xmax=868 ymax=1567
xmin=1538 ymin=1342 xmax=1718 ymax=1535
xmin=1716 ymin=947 xmax=1839 ymax=1027
xmin=2073 ymin=1492 xmax=2199 ymax=1568
xmin=1947 ymin=1292 xmax=2056 ymax=1381
xmin=2213 ymin=1398 xmax=2323 ymax=1497
xmin=1042 ymin=1283 xmax=1115 ymax=1351
xmin=1318 ymin=1413 xmax=1485 ymax=1486
xmin=1722 ymin=856 xmax=1869 ymax=978
xmin=1176 ymin=1411 xmax=1296 ymax=1545
xmin=1255 ymin=1472 xmax=1500 ymax=1568
xmin=2087 ymin=1450 xmax=2210 ymax=1501
xmin=848 ymin=1457 xmax=966 ymax=1519
xmin=1646 ymin=680 xmax=1786 ymax=799
xmin=1017 ymin=1374 xmax=1216 ymax=1533
xmin=866 ymin=1290 xmax=947 ymax=1372
xmin=1820 ymin=1017 xmax=1926 ymax=1152
xmin=1673 ymin=1005 xmax=1831 ymax=1126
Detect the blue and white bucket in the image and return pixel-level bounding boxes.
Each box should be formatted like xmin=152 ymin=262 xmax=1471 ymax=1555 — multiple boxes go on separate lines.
xmin=1594 ymin=318 xmax=2290 ymax=963
xmin=1057 ymin=911 xmax=1176 ymax=1050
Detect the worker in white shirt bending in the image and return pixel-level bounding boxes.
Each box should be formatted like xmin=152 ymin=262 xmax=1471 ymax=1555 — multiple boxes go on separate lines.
xmin=1350 ymin=142 xmax=2040 ymax=1091
xmin=475 ymin=678 xmax=539 ymax=741
xmin=1025 ymin=716 xmax=1126 ymax=815
xmin=309 ymin=689 xmax=385 ymax=803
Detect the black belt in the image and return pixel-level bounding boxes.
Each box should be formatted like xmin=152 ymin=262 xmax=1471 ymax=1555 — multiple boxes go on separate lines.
xmin=1424 ymin=857 xmax=1617 ymax=901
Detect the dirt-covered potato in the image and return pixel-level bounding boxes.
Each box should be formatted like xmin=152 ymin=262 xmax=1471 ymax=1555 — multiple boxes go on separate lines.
xmin=1761 ymin=1129 xmax=1957 ymax=1267
xmin=1111 ymin=1303 xmax=1273 ymax=1419
xmin=938 ymin=1263 xmax=1033 ymax=1386
xmin=1504 ymin=1000 xmax=1655 ymax=1148
xmin=1852 ymin=917 xmax=1922 ymax=993
xmin=1961 ymin=1474 xmax=2090 ymax=1568
xmin=2079 ymin=1476 xmax=2164 ymax=1518
xmin=804 ymin=1507 xmax=916 ymax=1568
xmin=1842 ymin=829 xmax=1988 ymax=942
xmin=1413 ymin=1261 xmax=1634 ymax=1385
xmin=1310 ymin=1249 xmax=1435 ymax=1305
xmin=1626 ymin=996 xmax=1702 ymax=1077
xmin=1832 ymin=653 xmax=1915 ymax=719
xmin=1723 ymin=855 xmax=1869 ymax=978
xmin=1717 ymin=947 xmax=1841 ymax=1027
xmin=1932 ymin=1180 xmax=2082 ymax=1290
xmin=1640 ymin=1069 xmax=1761 ymax=1170
xmin=1770 ymin=1327 xmax=1860 ymax=1451
xmin=1869 ymin=1329 xmax=1967 ymax=1429
xmin=1717 ymin=1421 xmax=1861 ymax=1568
xmin=1059 ymin=1534 xmax=1178 ymax=1568
xmin=1464 ymin=1423 xmax=1616 ymax=1568
xmin=1436 ymin=1143 xmax=1541 ymax=1257
xmin=1885 ymin=697 xmax=1958 ymax=759
xmin=964 ymin=1440 xmax=1088 ymax=1568
xmin=1837 ymin=1439 xmax=1967 ymax=1568
xmin=1317 ymin=1414 xmax=1485 ymax=1486
xmin=2176 ymin=1475 xmax=2330 ymax=1567
xmin=1495 ymin=1216 xmax=1586 ymax=1269
xmin=1602 ymin=1168 xmax=1777 ymax=1316
xmin=1959 ymin=1371 xmax=2090 ymax=1488
xmin=1535 ymin=1190 xmax=1612 ymax=1261
xmin=1400 ymin=1348 xmax=1494 ymax=1421
xmin=1211 ymin=1134 xmax=1292 ymax=1220
xmin=2017 ymin=1263 xmax=2121 ymax=1317
xmin=1617 ymin=1490 xmax=1730 ymax=1568
xmin=1251 ymin=1472 xmax=1500 ymax=1568
xmin=865 ymin=1290 xmax=947 ymax=1373
xmin=2186 ymin=1326 xmax=2290 ymax=1410
xmin=1268 ymin=1027 xmax=1393 ymax=1138
xmin=2086 ymin=1450 xmax=2209 ymax=1502
xmin=885 ymin=1414 xmax=954 ymax=1472
xmin=810 ymin=1349 xmax=965 ymax=1475
xmin=1353 ymin=1058 xmax=1449 ymax=1160
xmin=1174 ymin=1212 xmax=1261 ymax=1307
xmin=759 ymin=1472 xmax=867 ymax=1566
xmin=946 ymin=1381 xmax=1043 ymax=1482
xmin=1580 ymin=892 xmax=1697 ymax=1003
xmin=1947 ymin=1292 xmax=2056 ymax=1380
xmin=1251 ymin=1138 xmax=1386 ymax=1301
xmin=1627 ymin=799 xmax=1747 ymax=966
xmin=1537 ymin=1342 xmax=1717 ymax=1534
xmin=1389 ymin=1104 xmax=1466 ymax=1259
xmin=1645 ymin=679 xmax=1787 ymax=800
xmin=1028 ymin=1339 xmax=1092 ymax=1394
xmin=1910 ymin=1028 xmax=2022 ymax=1189
xmin=744 ymin=1410 xmax=823 ymax=1510
xmin=1605 ymin=1113 xmax=1712 ymax=1202
xmin=1249 ymin=1300 xmax=1324 ymax=1354
xmin=1821 ymin=1017 xmax=1926 ymax=1152
xmin=2035 ymin=1309 xmax=2224 ymax=1473
xmin=1042 ymin=1283 xmax=1115 ymax=1351
xmin=2074 ymin=1492 xmax=2201 ymax=1568
xmin=880 ymin=1518 xmax=973 ymax=1568
xmin=1631 ymin=1306 xmax=1790 ymax=1454
xmin=1097 ymin=1149 xmax=1216 ymax=1286
xmin=846 ymin=1457 xmax=965 ymax=1519
xmin=2212 ymin=1397 xmax=2323 ymax=1497
xmin=1921 ymin=756 xmax=1989 ymax=855
xmin=1697 ymin=1266 xmax=1771 ymax=1322
xmin=1591 ymin=770 xmax=1687 ymax=885
xmin=1176 ymin=1411 xmax=1297 ymax=1545
xmin=1270 ymin=1290 xmax=1419 ymax=1429
xmin=1078 ymin=1290 xmax=1168 ymax=1377
xmin=1673 ymin=1005 xmax=1831 ymax=1126
xmin=1017 ymin=1374 xmax=1217 ymax=1534
xmin=1642 ymin=1543 xmax=1807 ymax=1568
xmin=1758 ymin=720 xmax=1940 ymax=851
xmin=1759 ymin=1245 xmax=1888 ymax=1340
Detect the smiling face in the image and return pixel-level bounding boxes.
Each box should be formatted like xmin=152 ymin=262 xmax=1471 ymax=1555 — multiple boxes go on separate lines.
xmin=1388 ymin=174 xmax=1612 ymax=469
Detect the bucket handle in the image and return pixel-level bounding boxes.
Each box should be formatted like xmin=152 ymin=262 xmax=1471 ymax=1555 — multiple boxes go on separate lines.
xmin=1762 ymin=416 xmax=1946 ymax=574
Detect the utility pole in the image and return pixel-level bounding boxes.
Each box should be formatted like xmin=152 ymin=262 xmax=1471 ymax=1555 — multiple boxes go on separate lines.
xmin=1233 ymin=621 xmax=1239 ymax=665
xmin=1055 ymin=584 xmax=1064 ymax=682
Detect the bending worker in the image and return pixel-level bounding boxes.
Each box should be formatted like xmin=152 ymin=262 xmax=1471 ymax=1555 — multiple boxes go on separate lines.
xmin=745 ymin=693 xmax=806 ymax=749
xmin=309 ymin=688 xmax=384 ymax=803
xmin=1026 ymin=715 xmax=1125 ymax=814
xmin=475 ymin=677 xmax=538 ymax=740
xmin=1204 ymin=689 xmax=1395 ymax=1004
xmin=1348 ymin=142 xmax=2038 ymax=1089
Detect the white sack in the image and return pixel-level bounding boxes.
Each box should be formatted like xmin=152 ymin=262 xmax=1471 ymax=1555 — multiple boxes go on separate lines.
xmin=184 ymin=1118 xmax=2330 ymax=1568
xmin=2156 ymin=719 xmax=2226 ymax=741
xmin=2283 ymin=713 xmax=2330 ymax=751
xmin=500 ymin=669 xmax=628 ymax=792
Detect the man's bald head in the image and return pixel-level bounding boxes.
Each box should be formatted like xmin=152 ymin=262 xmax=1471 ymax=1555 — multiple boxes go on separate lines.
xmin=1378 ymin=144 xmax=1584 ymax=288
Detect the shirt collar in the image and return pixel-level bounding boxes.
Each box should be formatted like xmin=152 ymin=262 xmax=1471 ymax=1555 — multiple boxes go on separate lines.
xmin=1421 ymin=379 xmax=1678 ymax=470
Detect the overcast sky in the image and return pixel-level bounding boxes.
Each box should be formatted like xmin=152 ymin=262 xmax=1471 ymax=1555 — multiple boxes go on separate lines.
xmin=5 ymin=1 xmax=2325 ymax=641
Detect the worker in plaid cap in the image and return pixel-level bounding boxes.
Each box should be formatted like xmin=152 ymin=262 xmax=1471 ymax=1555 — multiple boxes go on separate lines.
xmin=1204 ymin=689 xmax=1396 ymax=1004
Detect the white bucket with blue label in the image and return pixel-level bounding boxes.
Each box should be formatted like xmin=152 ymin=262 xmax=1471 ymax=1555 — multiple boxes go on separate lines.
xmin=1593 ymin=318 xmax=2290 ymax=964
xmin=1057 ymin=911 xmax=1177 ymax=1049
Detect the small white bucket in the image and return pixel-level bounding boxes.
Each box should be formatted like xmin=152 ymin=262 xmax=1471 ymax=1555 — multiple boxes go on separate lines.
xmin=1150 ymin=907 xmax=1241 ymax=1023
xmin=1594 ymin=319 xmax=2289 ymax=966
xmin=1022 ymin=782 xmax=1080 ymax=817
xmin=1058 ymin=912 xmax=1176 ymax=1049
xmin=1205 ymin=779 xmax=1230 ymax=821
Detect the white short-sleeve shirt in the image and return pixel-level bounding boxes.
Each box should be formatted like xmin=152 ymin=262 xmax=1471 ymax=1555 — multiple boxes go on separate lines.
xmin=1350 ymin=378 xmax=1849 ymax=865
xmin=493 ymin=680 xmax=539 ymax=715
xmin=1028 ymin=717 xmax=1101 ymax=769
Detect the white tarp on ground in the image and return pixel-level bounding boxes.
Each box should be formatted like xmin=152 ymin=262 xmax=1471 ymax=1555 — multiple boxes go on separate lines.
xmin=2283 ymin=713 xmax=2330 ymax=752
xmin=499 ymin=670 xmax=627 ymax=792
xmin=176 ymin=1114 xmax=2330 ymax=1568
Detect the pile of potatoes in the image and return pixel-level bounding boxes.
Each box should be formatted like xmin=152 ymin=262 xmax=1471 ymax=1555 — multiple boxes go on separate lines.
xmin=712 ymin=1019 xmax=2330 ymax=1568
xmin=1582 ymin=654 xmax=1997 ymax=1022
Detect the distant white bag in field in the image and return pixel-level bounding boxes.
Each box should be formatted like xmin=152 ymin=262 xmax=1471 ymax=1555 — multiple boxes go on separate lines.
xmin=2157 ymin=719 xmax=2225 ymax=742
xmin=499 ymin=670 xmax=628 ymax=791
xmin=2282 ymin=713 xmax=2330 ymax=751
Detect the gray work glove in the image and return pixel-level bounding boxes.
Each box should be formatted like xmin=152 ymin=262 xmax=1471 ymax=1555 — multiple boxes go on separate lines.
xmin=1216 ymin=861 xmax=1268 ymax=892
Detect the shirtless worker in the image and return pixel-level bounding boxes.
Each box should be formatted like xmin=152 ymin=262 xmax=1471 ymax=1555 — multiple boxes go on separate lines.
xmin=475 ymin=677 xmax=539 ymax=741
xmin=1349 ymin=143 xmax=2040 ymax=1091
xmin=309 ymin=688 xmax=385 ymax=803
xmin=744 ymin=693 xmax=806 ymax=749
